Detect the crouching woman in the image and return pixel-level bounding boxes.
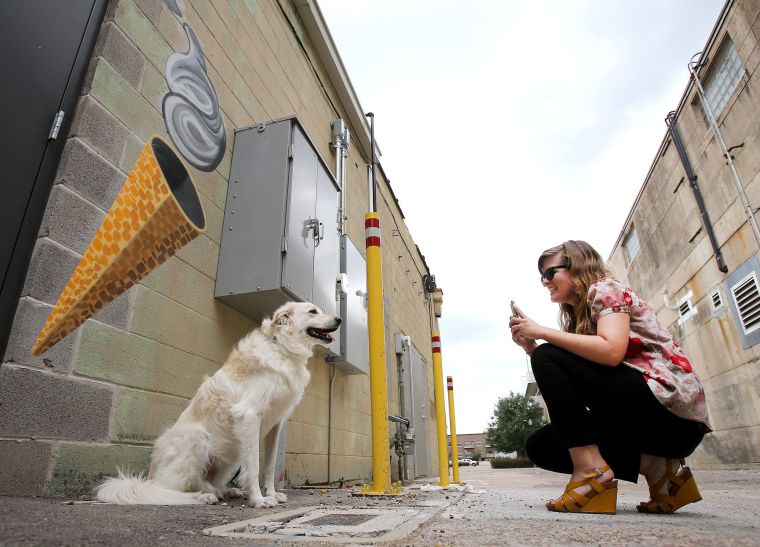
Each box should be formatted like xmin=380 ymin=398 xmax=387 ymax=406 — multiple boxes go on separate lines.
xmin=509 ymin=240 xmax=710 ymax=514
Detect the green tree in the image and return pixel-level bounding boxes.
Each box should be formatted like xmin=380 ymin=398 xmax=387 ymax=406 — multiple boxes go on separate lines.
xmin=470 ymin=450 xmax=481 ymax=462
xmin=486 ymin=392 xmax=544 ymax=459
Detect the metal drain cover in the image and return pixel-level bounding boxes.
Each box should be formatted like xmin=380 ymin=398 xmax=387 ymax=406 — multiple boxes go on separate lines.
xmin=302 ymin=513 xmax=375 ymax=526
xmin=204 ymin=505 xmax=438 ymax=543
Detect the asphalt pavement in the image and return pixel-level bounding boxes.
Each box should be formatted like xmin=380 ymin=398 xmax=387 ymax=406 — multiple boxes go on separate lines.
xmin=1 ymin=465 xmax=758 ymax=545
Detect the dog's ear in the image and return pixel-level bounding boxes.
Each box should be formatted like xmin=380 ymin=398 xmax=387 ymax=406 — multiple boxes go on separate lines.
xmin=272 ymin=309 xmax=293 ymax=326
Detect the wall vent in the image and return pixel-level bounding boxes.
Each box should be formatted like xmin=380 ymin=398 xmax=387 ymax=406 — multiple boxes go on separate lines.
xmin=711 ymin=290 xmax=723 ymax=311
xmin=730 ymin=273 xmax=760 ymax=335
xmin=677 ymin=290 xmax=696 ymax=324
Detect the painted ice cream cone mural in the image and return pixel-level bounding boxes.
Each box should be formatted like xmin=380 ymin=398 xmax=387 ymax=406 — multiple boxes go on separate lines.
xmin=32 ymin=137 xmax=206 ymax=355
xmin=33 ymin=0 xmax=226 ymax=355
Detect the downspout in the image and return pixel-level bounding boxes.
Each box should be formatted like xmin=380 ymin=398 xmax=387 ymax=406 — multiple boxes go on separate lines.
xmin=328 ymin=119 xmax=350 ymax=484
xmin=664 ymin=111 xmax=728 ymax=273
xmin=688 ymin=53 xmax=760 ymax=250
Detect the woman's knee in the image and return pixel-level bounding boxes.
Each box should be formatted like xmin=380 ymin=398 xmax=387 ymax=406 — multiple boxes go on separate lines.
xmin=530 ymin=343 xmax=561 ymax=374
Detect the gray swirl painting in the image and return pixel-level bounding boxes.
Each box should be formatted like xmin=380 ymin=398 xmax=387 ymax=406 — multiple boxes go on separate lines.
xmin=162 ymin=2 xmax=226 ymax=172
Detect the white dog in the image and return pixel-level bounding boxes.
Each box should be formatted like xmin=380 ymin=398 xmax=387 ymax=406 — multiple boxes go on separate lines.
xmin=95 ymin=301 xmax=341 ymax=505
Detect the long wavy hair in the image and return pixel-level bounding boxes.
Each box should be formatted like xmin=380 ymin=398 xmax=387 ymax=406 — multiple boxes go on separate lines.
xmin=538 ymin=240 xmax=613 ymax=334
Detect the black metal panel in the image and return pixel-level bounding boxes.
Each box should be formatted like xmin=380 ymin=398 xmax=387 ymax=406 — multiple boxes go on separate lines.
xmin=0 ymin=0 xmax=108 ymax=358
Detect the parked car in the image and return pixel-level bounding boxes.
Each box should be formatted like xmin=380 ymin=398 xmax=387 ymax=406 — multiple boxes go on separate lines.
xmin=470 ymin=458 xmax=480 ymax=466
xmin=458 ymin=458 xmax=474 ymax=466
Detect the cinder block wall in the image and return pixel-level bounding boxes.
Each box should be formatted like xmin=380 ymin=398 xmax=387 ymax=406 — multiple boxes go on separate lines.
xmin=1 ymin=0 xmax=437 ymax=496
xmin=609 ymin=0 xmax=760 ymax=468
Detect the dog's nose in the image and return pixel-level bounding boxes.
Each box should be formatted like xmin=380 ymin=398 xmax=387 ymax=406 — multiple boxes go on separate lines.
xmin=334 ymin=317 xmax=342 ymax=325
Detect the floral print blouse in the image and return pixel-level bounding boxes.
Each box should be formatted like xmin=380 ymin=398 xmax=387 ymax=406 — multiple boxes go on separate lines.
xmin=587 ymin=278 xmax=711 ymax=430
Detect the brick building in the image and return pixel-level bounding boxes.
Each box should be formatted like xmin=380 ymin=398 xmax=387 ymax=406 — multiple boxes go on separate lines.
xmin=448 ymin=432 xmax=495 ymax=461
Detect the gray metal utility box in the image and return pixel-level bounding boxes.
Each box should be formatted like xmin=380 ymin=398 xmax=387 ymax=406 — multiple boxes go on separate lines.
xmin=215 ymin=117 xmax=341 ymax=353
xmin=328 ymin=235 xmax=369 ymax=375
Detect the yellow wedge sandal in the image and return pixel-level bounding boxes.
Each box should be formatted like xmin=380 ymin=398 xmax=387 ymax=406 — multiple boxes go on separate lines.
xmin=637 ymin=459 xmax=702 ymax=514
xmin=546 ymin=464 xmax=618 ymax=514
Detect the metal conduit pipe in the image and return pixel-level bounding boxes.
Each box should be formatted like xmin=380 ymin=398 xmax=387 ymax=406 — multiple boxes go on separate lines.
xmin=665 ymin=111 xmax=728 ymax=273
xmin=327 ymin=119 xmax=350 ymax=485
xmin=688 ymin=54 xmax=760 ymax=250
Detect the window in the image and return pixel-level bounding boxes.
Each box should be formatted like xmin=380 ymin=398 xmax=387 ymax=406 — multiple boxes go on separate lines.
xmin=623 ymin=227 xmax=640 ymax=264
xmin=730 ymin=272 xmax=760 ymax=335
xmin=702 ymin=38 xmax=745 ymax=118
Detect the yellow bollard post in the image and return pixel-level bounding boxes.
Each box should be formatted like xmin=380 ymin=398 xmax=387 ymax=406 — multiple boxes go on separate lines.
xmin=447 ymin=376 xmax=461 ymax=484
xmin=432 ymin=333 xmax=450 ymax=486
xmin=359 ymin=212 xmax=401 ymax=496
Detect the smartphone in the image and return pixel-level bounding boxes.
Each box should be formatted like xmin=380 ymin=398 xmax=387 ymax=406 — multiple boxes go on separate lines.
xmin=510 ymin=300 xmax=519 ymax=318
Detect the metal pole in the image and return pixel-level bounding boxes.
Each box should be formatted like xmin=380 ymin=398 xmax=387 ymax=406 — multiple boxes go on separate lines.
xmin=447 ymin=376 xmax=461 ymax=484
xmin=665 ymin=111 xmax=728 ymax=273
xmin=360 ymin=113 xmax=400 ymax=496
xmin=368 ymin=112 xmax=377 ymax=213
xmin=432 ymin=333 xmax=450 ymax=486
xmin=688 ymin=56 xmax=760 ymax=249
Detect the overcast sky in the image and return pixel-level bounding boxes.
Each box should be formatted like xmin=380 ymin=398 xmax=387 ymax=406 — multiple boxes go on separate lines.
xmin=318 ymin=0 xmax=725 ymax=434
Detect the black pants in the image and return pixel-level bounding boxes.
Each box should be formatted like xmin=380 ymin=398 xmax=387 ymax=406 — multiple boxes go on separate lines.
xmin=525 ymin=344 xmax=705 ymax=482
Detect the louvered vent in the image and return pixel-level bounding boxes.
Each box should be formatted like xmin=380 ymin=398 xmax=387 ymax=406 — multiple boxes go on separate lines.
xmin=711 ymin=290 xmax=723 ymax=310
xmin=678 ymin=301 xmax=692 ymax=317
xmin=731 ymin=274 xmax=760 ymax=334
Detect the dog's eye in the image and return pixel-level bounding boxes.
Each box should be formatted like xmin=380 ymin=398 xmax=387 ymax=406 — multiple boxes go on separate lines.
xmin=309 ymin=309 xmax=318 ymax=314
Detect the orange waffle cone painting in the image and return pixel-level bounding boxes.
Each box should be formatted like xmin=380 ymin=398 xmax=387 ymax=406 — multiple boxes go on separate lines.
xmin=32 ymin=136 xmax=206 ymax=355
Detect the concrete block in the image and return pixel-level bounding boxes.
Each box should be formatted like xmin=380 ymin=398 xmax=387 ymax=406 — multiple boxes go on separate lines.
xmin=173 ymin=233 xmax=219 ymax=280
xmin=140 ymin=254 xmax=216 ymax=318
xmin=37 ymin=186 xmax=106 ymax=255
xmin=190 ymin=168 xmax=228 ymax=211
xmin=301 ymin=423 xmax=327 ymax=455
xmin=139 ymin=62 xmax=169 ymax=112
xmin=118 ymin=133 xmax=145 ymax=173
xmin=48 ymin=443 xmax=152 ymax=498
xmin=0 ymin=366 xmax=111 ymax=441
xmin=4 ymin=297 xmax=79 ymax=371
xmin=286 ymin=420 xmax=303 ymax=453
xmin=0 ymin=440 xmax=52 ymax=496
xmin=73 ymin=320 xmax=218 ymax=398
xmin=69 ymin=95 xmax=130 ymax=164
xmin=94 ymin=21 xmax=146 ymax=88
xmin=129 ymin=285 xmax=232 ymax=363
xmin=133 ymin=0 xmax=163 ymax=25
xmin=114 ymin=0 xmax=173 ymax=75
xmin=88 ymin=57 xmax=163 ymax=141
xmin=21 ymin=238 xmax=80 ymax=305
xmin=93 ymin=285 xmax=137 ymax=330
xmin=54 ymin=137 xmax=125 ymax=211
xmin=284 ymin=453 xmax=327 ymax=486
xmin=155 ymin=0 xmax=187 ymax=51
xmin=113 ymin=388 xmax=187 ymax=443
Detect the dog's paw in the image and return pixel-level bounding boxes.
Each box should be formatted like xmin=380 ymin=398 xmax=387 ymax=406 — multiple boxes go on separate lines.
xmin=222 ymin=487 xmax=244 ymax=499
xmin=250 ymin=495 xmax=278 ymax=508
xmin=263 ymin=488 xmax=287 ymax=503
xmin=197 ymin=493 xmax=219 ymax=505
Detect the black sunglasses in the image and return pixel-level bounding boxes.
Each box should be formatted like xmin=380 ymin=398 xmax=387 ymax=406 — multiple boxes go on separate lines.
xmin=540 ymin=264 xmax=569 ymax=282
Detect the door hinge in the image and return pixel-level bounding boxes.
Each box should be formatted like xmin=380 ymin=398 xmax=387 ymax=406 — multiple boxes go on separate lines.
xmin=48 ymin=110 xmax=65 ymax=140
xmin=288 ymin=144 xmax=294 ymax=159
xmin=281 ymin=237 xmax=288 ymax=253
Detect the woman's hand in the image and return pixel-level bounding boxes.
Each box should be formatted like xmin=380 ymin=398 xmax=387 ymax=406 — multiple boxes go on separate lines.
xmin=509 ymin=311 xmax=546 ymax=342
xmin=508 ymin=305 xmax=540 ymax=355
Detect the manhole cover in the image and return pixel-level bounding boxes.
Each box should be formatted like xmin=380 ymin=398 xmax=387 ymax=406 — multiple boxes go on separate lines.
xmin=302 ymin=513 xmax=375 ymax=526
xmin=204 ymin=505 xmax=440 ymax=543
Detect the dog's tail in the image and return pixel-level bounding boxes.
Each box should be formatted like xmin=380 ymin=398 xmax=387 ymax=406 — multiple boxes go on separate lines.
xmin=95 ymin=470 xmax=207 ymax=505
